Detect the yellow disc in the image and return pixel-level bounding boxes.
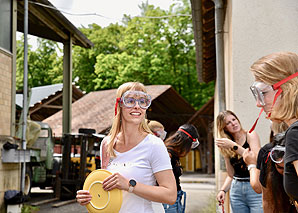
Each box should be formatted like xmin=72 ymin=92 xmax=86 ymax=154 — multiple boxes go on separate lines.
xmin=83 ymin=169 xmax=123 ymax=213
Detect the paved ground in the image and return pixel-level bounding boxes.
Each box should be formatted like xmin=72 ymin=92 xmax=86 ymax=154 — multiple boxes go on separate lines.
xmin=25 ymin=172 xmax=215 ymax=213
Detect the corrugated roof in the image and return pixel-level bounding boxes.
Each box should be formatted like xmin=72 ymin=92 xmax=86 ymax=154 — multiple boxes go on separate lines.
xmin=16 ymin=83 xmax=63 ymax=107
xmin=16 ymin=83 xmax=84 ymax=121
xmin=44 ymin=85 xmax=196 ymax=137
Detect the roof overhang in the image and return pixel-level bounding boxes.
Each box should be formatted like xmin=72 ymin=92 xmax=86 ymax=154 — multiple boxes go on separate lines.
xmin=190 ymin=0 xmax=216 ymax=83
xmin=17 ymin=0 xmax=93 ymax=48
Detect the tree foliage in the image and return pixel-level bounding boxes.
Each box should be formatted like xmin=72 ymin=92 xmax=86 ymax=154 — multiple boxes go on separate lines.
xmin=17 ymin=0 xmax=214 ymax=109
xmin=16 ymin=37 xmax=63 ymax=90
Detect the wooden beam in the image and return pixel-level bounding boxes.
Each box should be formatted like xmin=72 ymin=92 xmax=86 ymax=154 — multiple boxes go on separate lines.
xmin=28 ymin=4 xmax=68 ymax=40
xmin=30 ymin=93 xmax=63 ymax=114
xmin=40 ymin=105 xmax=63 ymax=109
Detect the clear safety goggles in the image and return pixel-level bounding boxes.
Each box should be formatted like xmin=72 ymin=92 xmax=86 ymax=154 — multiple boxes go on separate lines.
xmin=249 ymin=72 xmax=298 ymax=133
xmin=178 ymin=128 xmax=200 ymax=149
xmin=270 ymin=145 xmax=285 ymax=164
xmin=250 ymin=82 xmax=274 ymax=106
xmin=121 ymin=91 xmax=152 ymax=109
xmin=155 ymin=130 xmax=167 ymax=141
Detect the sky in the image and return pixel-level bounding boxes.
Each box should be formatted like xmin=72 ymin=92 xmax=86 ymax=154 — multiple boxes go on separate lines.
xmin=49 ymin=0 xmax=175 ymax=28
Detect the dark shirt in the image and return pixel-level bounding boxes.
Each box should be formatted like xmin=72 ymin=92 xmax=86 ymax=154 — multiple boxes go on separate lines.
xmin=230 ymin=141 xmax=250 ymax=178
xmin=170 ymin=155 xmax=182 ymax=191
xmin=284 ymin=121 xmax=298 ymax=202
xmin=257 ymin=143 xmax=274 ymax=187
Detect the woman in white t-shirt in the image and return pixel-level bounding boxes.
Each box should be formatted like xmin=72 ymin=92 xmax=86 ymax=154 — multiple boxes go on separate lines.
xmin=76 ymin=82 xmax=177 ymax=212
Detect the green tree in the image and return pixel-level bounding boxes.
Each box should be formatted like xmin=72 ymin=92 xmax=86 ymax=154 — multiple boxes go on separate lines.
xmin=16 ymin=37 xmax=63 ymax=90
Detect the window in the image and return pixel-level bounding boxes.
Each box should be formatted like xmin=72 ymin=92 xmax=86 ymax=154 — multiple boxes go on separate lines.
xmin=0 ymin=0 xmax=12 ymax=52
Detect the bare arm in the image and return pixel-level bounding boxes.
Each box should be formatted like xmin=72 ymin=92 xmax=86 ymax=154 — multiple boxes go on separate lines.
xmin=248 ymin=167 xmax=262 ymax=194
xmin=243 ymin=148 xmax=262 ymax=193
xmin=102 ymin=169 xmax=177 ymax=205
xmin=215 ymin=138 xmax=245 ymax=156
xmin=132 ymin=169 xmax=177 ymax=204
xmin=246 ymin=131 xmax=261 ymax=156
xmin=216 ymin=175 xmax=233 ymax=202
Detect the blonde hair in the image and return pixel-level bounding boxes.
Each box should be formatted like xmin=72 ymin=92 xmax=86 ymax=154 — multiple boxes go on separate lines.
xmin=147 ymin=120 xmax=164 ymax=133
xmin=107 ymin=82 xmax=152 ymax=157
xmin=250 ymin=52 xmax=298 ymax=122
xmin=216 ymin=110 xmax=244 ymax=158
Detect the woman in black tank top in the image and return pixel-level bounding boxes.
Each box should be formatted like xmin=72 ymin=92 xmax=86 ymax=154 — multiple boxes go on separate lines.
xmin=215 ymin=110 xmax=263 ymax=213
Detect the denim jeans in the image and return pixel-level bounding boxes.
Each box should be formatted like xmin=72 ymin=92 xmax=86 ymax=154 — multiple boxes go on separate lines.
xmin=230 ymin=179 xmax=263 ymax=213
xmin=163 ymin=190 xmax=186 ymax=213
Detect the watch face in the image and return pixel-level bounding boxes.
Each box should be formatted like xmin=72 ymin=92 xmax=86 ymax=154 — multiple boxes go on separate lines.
xmin=233 ymin=145 xmax=238 ymax=151
xmin=129 ymin=179 xmax=136 ymax=187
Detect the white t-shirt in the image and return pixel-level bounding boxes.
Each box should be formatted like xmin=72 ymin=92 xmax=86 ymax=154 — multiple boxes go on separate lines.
xmin=100 ymin=134 xmax=172 ymax=213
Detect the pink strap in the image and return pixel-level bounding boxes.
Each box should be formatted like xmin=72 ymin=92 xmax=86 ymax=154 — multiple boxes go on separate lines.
xmin=249 ymin=108 xmax=264 ymax=133
xmin=115 ymin=98 xmax=120 ymax=116
xmin=272 ymin=72 xmax=298 ymax=90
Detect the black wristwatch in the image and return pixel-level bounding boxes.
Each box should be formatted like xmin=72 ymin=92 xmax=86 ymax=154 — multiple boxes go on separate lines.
xmin=128 ymin=179 xmax=137 ymax=193
xmin=232 ymin=145 xmax=238 ymax=151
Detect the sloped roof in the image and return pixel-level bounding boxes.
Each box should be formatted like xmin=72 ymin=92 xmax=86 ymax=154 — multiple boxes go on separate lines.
xmin=44 ymin=85 xmax=196 ymax=137
xmin=16 ymin=83 xmax=84 ymax=121
xmin=16 ymin=83 xmax=64 ymax=107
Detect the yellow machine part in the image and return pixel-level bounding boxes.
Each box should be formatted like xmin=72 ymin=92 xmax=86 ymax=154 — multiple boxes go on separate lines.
xmin=71 ymin=156 xmax=97 ymax=176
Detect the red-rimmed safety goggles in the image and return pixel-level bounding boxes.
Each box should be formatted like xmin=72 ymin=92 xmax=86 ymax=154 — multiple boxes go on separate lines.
xmin=178 ymin=128 xmax=199 ymax=149
xmin=249 ymin=72 xmax=298 ymax=133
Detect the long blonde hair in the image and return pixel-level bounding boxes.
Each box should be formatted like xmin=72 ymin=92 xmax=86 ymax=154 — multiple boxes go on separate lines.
xmin=107 ymin=82 xmax=152 ymax=157
xmin=216 ymin=110 xmax=244 ymax=158
xmin=250 ymin=52 xmax=298 ymax=122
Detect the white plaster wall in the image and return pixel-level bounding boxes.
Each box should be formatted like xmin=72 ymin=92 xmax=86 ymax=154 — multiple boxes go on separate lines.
xmin=227 ymin=0 xmax=298 ymax=145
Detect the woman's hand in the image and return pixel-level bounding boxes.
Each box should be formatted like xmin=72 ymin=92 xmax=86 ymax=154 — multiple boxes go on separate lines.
xmin=215 ymin=138 xmax=235 ymax=149
xmin=76 ymin=190 xmax=92 ymax=206
xmin=102 ymin=172 xmax=129 ymax=191
xmin=216 ymin=190 xmax=226 ymax=203
xmin=243 ymin=148 xmax=257 ymax=165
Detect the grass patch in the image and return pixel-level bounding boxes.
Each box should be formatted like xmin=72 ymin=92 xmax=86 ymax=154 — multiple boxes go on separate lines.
xmin=201 ymin=192 xmax=217 ymax=213
xmin=22 ymin=205 xmax=40 ymax=213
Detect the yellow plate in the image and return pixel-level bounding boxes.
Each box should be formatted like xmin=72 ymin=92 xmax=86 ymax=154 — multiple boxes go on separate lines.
xmin=83 ymin=169 xmax=123 ymax=213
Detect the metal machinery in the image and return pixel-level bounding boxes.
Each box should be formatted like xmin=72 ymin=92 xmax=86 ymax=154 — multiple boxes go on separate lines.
xmin=55 ymin=129 xmax=104 ymax=200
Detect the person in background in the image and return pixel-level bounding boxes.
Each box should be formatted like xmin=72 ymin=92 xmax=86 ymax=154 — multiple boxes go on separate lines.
xmin=244 ymin=131 xmax=296 ymax=213
xmin=248 ymin=51 xmax=298 ymax=210
xmin=76 ymin=82 xmax=177 ymax=213
xmin=147 ymin=120 xmax=167 ymax=141
xmin=163 ymin=124 xmax=199 ymax=213
xmin=215 ymin=110 xmax=263 ymax=213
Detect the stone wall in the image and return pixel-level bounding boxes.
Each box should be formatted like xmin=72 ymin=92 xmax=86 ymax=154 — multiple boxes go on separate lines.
xmin=0 ymin=49 xmax=12 ymax=136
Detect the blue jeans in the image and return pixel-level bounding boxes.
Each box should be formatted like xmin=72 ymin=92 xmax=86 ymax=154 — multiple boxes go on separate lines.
xmin=163 ymin=190 xmax=186 ymax=213
xmin=230 ymin=179 xmax=263 ymax=213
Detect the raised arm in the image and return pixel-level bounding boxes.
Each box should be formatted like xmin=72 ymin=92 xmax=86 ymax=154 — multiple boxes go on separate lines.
xmin=243 ymin=148 xmax=262 ymax=194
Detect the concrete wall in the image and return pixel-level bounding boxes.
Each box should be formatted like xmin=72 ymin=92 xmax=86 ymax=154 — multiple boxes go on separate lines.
xmin=215 ymin=1 xmax=298 ymax=211
xmin=228 ymin=0 xmax=298 ymax=145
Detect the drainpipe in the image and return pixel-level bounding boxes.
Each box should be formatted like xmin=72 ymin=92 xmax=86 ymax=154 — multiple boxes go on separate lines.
xmin=212 ymin=1 xmax=228 ymax=212
xmin=213 ymin=0 xmax=226 ymax=112
xmin=21 ymin=0 xmax=28 ymax=193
